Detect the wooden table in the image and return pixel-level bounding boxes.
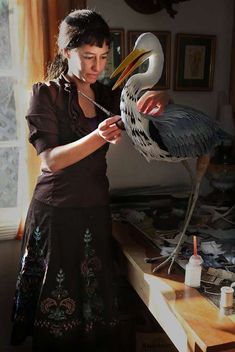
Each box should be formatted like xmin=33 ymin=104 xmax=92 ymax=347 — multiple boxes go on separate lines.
xmin=112 ymin=220 xmax=235 ymax=352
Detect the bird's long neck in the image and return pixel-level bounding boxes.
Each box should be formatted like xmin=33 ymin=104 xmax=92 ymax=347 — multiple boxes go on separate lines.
xmin=128 ymin=53 xmax=164 ymax=93
xmin=121 ymin=83 xmax=148 ymax=135
xmin=121 ymin=52 xmax=164 ymax=134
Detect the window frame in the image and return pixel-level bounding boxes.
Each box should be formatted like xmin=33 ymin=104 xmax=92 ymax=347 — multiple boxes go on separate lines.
xmin=0 ymin=0 xmax=27 ymax=238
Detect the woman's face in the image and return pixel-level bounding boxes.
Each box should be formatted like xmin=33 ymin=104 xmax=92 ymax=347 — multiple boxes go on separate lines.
xmin=66 ymin=41 xmax=109 ymax=84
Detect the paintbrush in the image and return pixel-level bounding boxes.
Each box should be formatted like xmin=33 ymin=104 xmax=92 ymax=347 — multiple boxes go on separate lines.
xmin=77 ymin=90 xmax=125 ymax=130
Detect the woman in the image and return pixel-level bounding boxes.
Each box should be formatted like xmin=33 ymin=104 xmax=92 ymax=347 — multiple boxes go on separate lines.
xmin=11 ymin=9 xmax=169 ymax=351
xmin=11 ymin=9 xmax=123 ymax=352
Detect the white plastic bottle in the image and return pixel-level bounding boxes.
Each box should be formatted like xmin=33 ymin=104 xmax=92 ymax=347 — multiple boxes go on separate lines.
xmin=184 ymin=255 xmax=203 ymax=288
xmin=220 ymin=286 xmax=234 ymax=308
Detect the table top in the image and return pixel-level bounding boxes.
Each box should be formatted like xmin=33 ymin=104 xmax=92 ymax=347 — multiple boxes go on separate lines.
xmin=112 ymin=220 xmax=235 ymax=352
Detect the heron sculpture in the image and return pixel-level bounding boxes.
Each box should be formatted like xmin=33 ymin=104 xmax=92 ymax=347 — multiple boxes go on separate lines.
xmin=111 ymin=32 xmax=221 ymax=274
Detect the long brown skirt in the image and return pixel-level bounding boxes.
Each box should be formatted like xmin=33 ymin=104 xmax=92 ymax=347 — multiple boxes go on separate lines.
xmin=11 ymin=198 xmax=120 ymax=352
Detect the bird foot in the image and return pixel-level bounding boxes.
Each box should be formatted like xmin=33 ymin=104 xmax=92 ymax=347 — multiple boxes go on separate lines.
xmin=145 ymin=248 xmax=180 ymax=275
xmin=144 ymin=255 xmax=169 ymax=264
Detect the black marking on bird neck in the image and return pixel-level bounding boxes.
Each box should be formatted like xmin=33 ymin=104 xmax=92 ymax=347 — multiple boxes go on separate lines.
xmin=126 ymin=90 xmax=136 ymax=102
xmin=131 ymin=116 xmax=136 ymax=125
xmin=134 ymin=129 xmax=149 ymax=141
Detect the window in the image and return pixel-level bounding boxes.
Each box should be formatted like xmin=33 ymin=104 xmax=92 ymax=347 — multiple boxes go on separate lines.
xmin=0 ymin=0 xmax=25 ymax=239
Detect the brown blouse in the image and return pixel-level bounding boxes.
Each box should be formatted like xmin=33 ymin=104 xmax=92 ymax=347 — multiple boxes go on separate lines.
xmin=26 ymin=74 xmax=120 ymax=208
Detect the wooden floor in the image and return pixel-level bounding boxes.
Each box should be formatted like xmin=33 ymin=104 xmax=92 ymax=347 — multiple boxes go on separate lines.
xmin=0 ymin=239 xmax=32 ymax=352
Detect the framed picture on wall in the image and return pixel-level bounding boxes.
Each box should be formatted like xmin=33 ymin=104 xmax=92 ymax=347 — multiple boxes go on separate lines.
xmin=174 ymin=33 xmax=216 ymax=91
xmin=127 ymin=30 xmax=171 ymax=90
xmin=98 ymin=28 xmax=125 ymax=87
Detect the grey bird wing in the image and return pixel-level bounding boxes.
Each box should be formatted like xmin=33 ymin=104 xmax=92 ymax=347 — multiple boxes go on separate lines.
xmin=141 ymin=104 xmax=221 ymax=158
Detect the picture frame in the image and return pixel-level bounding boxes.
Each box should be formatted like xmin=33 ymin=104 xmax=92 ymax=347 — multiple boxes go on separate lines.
xmin=127 ymin=30 xmax=171 ymax=90
xmin=174 ymin=33 xmax=216 ymax=91
xmin=98 ymin=28 xmax=125 ymax=87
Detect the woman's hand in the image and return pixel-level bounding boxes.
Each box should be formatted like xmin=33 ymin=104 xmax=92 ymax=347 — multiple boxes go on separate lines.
xmin=97 ymin=115 xmax=122 ymax=144
xmin=40 ymin=115 xmax=122 ymax=172
xmin=137 ymin=91 xmax=171 ymax=116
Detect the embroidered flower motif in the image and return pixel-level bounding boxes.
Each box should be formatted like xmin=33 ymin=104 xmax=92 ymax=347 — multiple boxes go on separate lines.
xmin=35 ymin=268 xmax=79 ymax=337
xmin=80 ymin=228 xmax=105 ymax=332
xmin=13 ymin=226 xmax=47 ymax=322
xmin=81 ymin=257 xmax=101 ymax=278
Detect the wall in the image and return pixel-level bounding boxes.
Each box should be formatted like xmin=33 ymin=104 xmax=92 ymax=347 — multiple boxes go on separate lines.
xmin=230 ymin=2 xmax=235 ymax=117
xmin=87 ymin=0 xmax=234 ymax=190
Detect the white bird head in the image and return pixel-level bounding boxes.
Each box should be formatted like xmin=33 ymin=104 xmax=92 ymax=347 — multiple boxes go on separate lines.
xmin=111 ymin=32 xmax=164 ymax=91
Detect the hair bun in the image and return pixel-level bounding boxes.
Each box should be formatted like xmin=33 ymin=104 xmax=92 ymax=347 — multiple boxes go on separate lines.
xmin=64 ymin=15 xmax=80 ymax=27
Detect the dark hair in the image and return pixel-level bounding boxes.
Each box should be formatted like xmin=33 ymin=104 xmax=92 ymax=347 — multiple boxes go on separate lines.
xmin=47 ymin=9 xmax=111 ymax=80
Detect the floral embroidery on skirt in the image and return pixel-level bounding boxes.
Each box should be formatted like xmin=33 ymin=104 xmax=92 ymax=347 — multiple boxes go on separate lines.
xmin=35 ymin=268 xmax=80 ymax=337
xmin=11 ymin=199 xmax=120 ymax=350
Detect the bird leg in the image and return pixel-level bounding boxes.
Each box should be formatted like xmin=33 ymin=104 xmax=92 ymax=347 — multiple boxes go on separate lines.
xmin=151 ymin=180 xmax=200 ymax=274
xmin=145 ymin=160 xmax=194 ymax=266
xmin=179 ymin=160 xmax=195 ymax=224
xmin=144 ymin=182 xmax=197 ymax=272
xmin=145 ymin=155 xmax=210 ymax=274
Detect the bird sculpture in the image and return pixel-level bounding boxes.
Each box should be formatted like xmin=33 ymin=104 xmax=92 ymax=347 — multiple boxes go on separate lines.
xmin=110 ymin=32 xmax=221 ymax=274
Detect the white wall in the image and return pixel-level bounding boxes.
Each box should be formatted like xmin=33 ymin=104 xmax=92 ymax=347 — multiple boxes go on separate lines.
xmin=88 ymin=0 xmax=234 ymax=190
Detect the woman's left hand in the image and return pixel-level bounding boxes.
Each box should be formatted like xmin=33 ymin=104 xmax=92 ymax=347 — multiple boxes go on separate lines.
xmin=137 ymin=91 xmax=170 ymax=116
xmin=97 ymin=115 xmax=122 ymax=144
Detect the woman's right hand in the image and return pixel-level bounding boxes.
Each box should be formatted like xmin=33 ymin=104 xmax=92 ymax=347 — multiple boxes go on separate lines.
xmin=97 ymin=115 xmax=122 ymax=144
xmin=137 ymin=90 xmax=171 ymax=116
